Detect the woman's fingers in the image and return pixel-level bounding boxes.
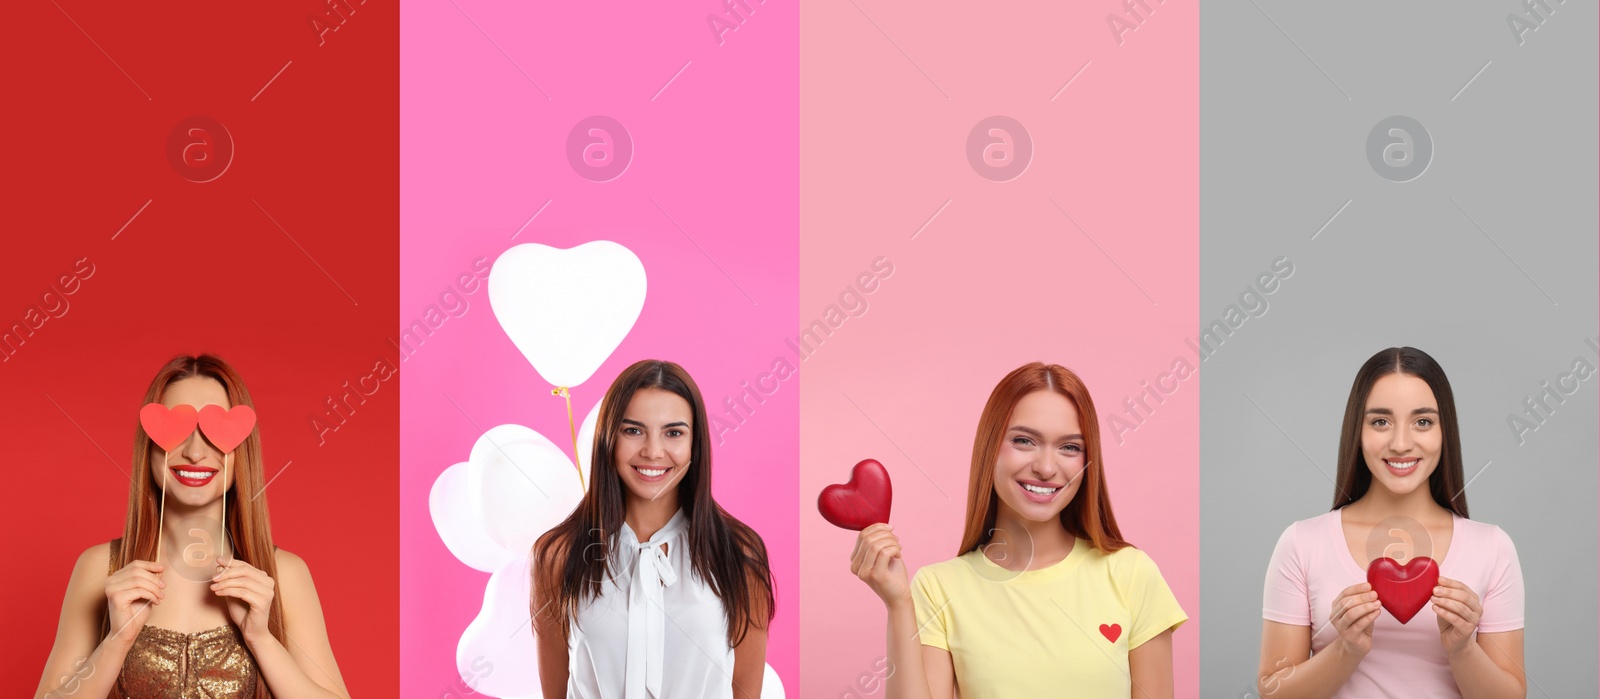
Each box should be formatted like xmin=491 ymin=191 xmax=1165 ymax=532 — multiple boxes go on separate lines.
xmin=1338 ymin=582 xmax=1371 ymax=599
xmin=110 ymin=580 xmax=163 ymax=606
xmin=211 ymin=565 xmax=268 ymax=586
xmin=108 ymin=574 xmax=165 ymax=598
xmin=1433 ymin=580 xmax=1481 ymax=612
xmin=1431 ymin=596 xmax=1474 ymax=621
xmin=1433 ymin=603 xmax=1471 ymax=630
xmin=849 ymin=536 xmax=869 ymax=577
xmin=121 ymin=567 xmax=167 ymax=589
xmin=851 ymin=528 xmax=904 ymax=586
xmin=211 ymin=577 xmax=272 ymax=597
xmin=850 ymin=527 xmax=888 ymax=565
xmin=1333 ymin=597 xmax=1379 ymax=632
xmin=1331 ymin=589 xmax=1371 ymax=622
xmin=212 ymin=584 xmax=265 ymax=611
xmin=1354 ymin=607 xmax=1381 ymax=633
xmin=869 ymin=544 xmax=902 ymax=575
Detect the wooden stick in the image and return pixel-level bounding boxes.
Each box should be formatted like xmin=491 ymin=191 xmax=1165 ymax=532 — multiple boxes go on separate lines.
xmin=156 ymin=451 xmax=168 ymax=565
xmin=220 ymin=452 xmax=230 ymax=563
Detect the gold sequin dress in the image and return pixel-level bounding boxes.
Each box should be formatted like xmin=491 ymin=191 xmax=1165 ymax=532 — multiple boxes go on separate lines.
xmin=108 ymin=539 xmax=259 ymax=698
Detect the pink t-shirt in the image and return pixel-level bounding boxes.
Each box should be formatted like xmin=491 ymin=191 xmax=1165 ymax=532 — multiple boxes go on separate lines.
xmin=1262 ymin=509 xmax=1524 ymax=698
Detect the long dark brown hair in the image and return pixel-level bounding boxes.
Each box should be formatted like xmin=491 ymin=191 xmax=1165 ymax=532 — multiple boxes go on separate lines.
xmin=1331 ymin=347 xmax=1468 ymax=517
xmin=106 ymin=354 xmax=282 ymax=698
xmin=958 ymin=362 xmax=1131 ymax=556
xmin=532 ymin=359 xmax=775 ymax=648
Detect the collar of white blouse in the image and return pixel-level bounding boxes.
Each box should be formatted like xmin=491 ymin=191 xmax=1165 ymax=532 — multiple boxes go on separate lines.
xmin=620 ymin=509 xmax=688 ymax=699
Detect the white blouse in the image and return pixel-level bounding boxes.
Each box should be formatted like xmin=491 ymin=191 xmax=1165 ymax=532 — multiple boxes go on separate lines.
xmin=567 ymin=508 xmax=736 ymax=699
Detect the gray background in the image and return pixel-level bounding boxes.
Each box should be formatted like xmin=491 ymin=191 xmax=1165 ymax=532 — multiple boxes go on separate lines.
xmin=1200 ymin=2 xmax=1598 ymax=696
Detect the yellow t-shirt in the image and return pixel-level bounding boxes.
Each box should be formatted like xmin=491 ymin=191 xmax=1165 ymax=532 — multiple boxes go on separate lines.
xmin=910 ymin=539 xmax=1187 ymax=698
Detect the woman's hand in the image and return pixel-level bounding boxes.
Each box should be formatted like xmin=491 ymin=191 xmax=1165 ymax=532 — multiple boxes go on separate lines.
xmin=1432 ymin=577 xmax=1482 ymax=656
xmin=104 ymin=560 xmax=165 ymax=647
xmin=211 ymin=556 xmax=276 ymax=643
xmin=850 ymin=523 xmax=909 ymax=607
xmin=1330 ymin=582 xmax=1380 ymax=659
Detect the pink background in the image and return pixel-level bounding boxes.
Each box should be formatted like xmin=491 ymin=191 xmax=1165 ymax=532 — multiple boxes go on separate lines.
xmin=799 ymin=2 xmax=1199 ymax=696
xmin=400 ymin=0 xmax=798 ymax=696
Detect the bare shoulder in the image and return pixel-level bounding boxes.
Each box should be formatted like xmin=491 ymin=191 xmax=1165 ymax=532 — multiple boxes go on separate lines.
xmin=74 ymin=542 xmax=112 ymax=583
xmin=272 ymin=548 xmax=316 ymax=590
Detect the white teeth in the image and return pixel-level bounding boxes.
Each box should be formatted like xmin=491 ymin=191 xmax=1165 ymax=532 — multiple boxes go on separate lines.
xmin=1021 ymin=483 xmax=1059 ymax=494
xmin=1387 ymin=460 xmax=1418 ymax=470
xmin=636 ymin=467 xmax=667 ymax=477
xmin=176 ymin=470 xmax=214 ymax=479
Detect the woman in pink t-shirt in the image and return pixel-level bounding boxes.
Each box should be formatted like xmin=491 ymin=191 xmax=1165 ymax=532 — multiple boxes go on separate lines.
xmin=1257 ymin=347 xmax=1526 ymax=699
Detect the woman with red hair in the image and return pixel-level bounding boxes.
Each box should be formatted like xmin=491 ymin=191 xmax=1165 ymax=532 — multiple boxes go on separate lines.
xmin=850 ymin=362 xmax=1186 ymax=698
xmin=34 ymin=354 xmax=349 ymax=698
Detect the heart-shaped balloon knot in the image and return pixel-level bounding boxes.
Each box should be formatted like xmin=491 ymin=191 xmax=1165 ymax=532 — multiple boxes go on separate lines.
xmin=548 ymin=386 xmax=584 ymax=490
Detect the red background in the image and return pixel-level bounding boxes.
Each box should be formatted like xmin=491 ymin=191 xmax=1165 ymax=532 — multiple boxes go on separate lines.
xmin=5 ymin=0 xmax=397 ymax=694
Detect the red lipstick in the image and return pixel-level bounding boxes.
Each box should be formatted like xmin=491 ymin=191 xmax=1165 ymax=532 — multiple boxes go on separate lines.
xmin=170 ymin=464 xmax=219 ymax=488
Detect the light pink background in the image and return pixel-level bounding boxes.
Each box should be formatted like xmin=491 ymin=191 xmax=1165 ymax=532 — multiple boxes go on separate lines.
xmin=400 ymin=0 xmax=798 ymax=695
xmin=799 ymin=2 xmax=1199 ymax=696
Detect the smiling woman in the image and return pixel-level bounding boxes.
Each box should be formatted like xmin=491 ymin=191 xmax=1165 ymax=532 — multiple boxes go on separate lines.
xmin=530 ymin=359 xmax=776 ymax=699
xmin=32 ymin=354 xmax=351 ymax=699
xmin=849 ymin=362 xmax=1187 ymax=699
xmin=1257 ymin=347 xmax=1527 ymax=699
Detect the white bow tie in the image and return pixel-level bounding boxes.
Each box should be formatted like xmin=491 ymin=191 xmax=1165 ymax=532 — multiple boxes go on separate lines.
xmin=624 ymin=515 xmax=685 ymax=699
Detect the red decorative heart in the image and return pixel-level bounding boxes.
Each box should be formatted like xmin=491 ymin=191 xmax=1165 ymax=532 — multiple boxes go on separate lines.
xmin=818 ymin=459 xmax=892 ymax=531
xmin=1099 ymin=624 xmax=1121 ymax=643
xmin=198 ymin=404 xmax=256 ymax=452
xmin=1366 ymin=556 xmax=1439 ymax=624
xmin=139 ymin=403 xmax=198 ymax=452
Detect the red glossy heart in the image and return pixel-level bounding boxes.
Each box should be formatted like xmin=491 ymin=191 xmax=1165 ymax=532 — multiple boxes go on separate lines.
xmin=1366 ymin=556 xmax=1439 ymax=624
xmin=139 ymin=403 xmax=198 ymax=452
xmin=198 ymin=404 xmax=256 ymax=452
xmin=1099 ymin=624 xmax=1121 ymax=643
xmin=818 ymin=459 xmax=892 ymax=531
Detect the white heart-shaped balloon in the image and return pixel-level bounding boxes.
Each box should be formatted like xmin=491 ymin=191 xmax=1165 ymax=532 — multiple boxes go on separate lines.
xmin=489 ymin=241 xmax=646 ymax=388
xmin=469 ymin=425 xmax=586 ymax=554
xmin=761 ymin=663 xmax=787 ymax=698
xmin=456 ymin=554 xmax=539 ymax=697
xmin=429 ymin=461 xmax=516 ymax=573
xmin=432 ymin=397 xmax=603 ymax=570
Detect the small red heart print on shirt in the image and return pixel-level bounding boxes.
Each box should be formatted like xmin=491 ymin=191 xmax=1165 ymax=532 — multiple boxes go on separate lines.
xmin=1099 ymin=623 xmax=1121 ymax=643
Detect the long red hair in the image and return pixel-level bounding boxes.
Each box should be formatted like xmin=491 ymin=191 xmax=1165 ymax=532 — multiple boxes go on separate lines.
xmin=957 ymin=362 xmax=1131 ymax=556
xmin=103 ymin=354 xmax=283 ymax=698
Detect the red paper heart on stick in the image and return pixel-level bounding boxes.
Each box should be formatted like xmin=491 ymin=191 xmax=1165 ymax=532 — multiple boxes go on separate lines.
xmin=1366 ymin=556 xmax=1439 ymax=624
xmin=818 ymin=459 xmax=892 ymax=531
xmin=140 ymin=403 xmax=198 ymax=452
xmin=198 ymin=404 xmax=257 ymax=453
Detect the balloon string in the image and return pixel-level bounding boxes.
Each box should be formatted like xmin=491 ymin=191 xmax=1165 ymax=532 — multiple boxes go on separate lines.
xmin=551 ymin=386 xmax=583 ymax=491
xmin=156 ymin=451 xmax=168 ymax=565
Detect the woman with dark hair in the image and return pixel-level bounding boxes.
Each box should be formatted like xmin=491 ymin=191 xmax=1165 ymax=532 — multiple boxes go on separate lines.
xmin=850 ymin=362 xmax=1186 ymax=698
xmin=1257 ymin=347 xmax=1526 ymax=698
xmin=531 ymin=359 xmax=775 ymax=699
xmin=33 ymin=355 xmax=349 ymax=698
